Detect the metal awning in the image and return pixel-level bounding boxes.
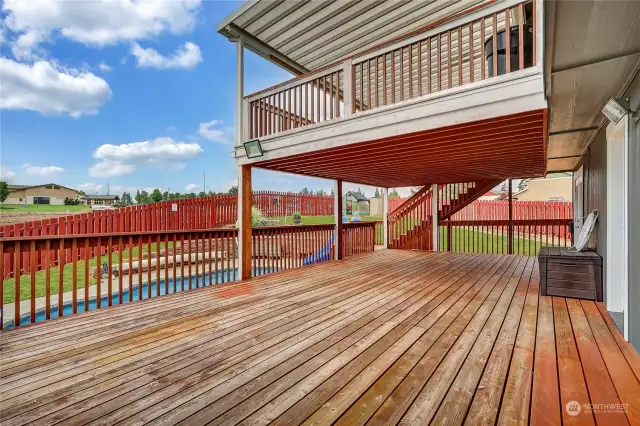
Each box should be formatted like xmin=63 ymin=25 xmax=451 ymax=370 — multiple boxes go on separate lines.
xmin=217 ymin=0 xmax=486 ymax=74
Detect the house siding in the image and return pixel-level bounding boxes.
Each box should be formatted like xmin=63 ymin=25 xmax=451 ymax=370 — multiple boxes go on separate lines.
xmin=627 ymin=76 xmax=640 ymax=350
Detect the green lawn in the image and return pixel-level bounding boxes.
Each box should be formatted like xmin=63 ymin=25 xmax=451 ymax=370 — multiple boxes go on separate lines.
xmin=2 ymin=242 xmax=171 ymax=304
xmin=438 ymin=226 xmax=546 ymax=256
xmin=0 ymin=204 xmax=90 ymax=212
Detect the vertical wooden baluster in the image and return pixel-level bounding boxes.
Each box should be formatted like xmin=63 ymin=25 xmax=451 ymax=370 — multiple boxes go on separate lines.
xmin=14 ymin=241 xmax=21 ymax=326
xmin=532 ymin=0 xmax=536 ymax=65
xmin=187 ymin=232 xmax=193 ymax=289
xmin=492 ymin=13 xmax=498 ymax=76
xmin=437 ymin=35 xmax=442 ymax=91
xmin=427 ymin=38 xmax=431 ymax=93
xmin=336 ymin=71 xmax=340 ymax=117
xmin=147 ymin=235 xmax=152 ymax=298
xmin=305 ymin=83 xmax=309 ymax=124
xmin=208 ymin=233 xmax=213 ymax=285
xmin=375 ymin=56 xmax=379 ymax=107
xmin=249 ymin=101 xmax=253 ymax=138
xmin=391 ymin=51 xmax=396 ymax=103
xmin=30 ymin=241 xmax=37 ymax=323
xmin=287 ymin=88 xmax=291 ymax=130
xmin=58 ymin=238 xmax=65 ymax=317
xmin=469 ymin=22 xmax=474 ymax=82
xmin=330 ymin=73 xmax=334 ymax=120
xmin=519 ymin=3 xmax=524 ymax=70
xmin=409 ymin=43 xmax=413 ymax=98
xmin=400 ymin=47 xmax=404 ymax=100
xmin=481 ymin=17 xmax=486 ymax=79
xmin=317 ymin=79 xmax=321 ymax=121
xmin=417 ymin=41 xmax=422 ymax=96
xmin=505 ymin=9 xmax=511 ymax=74
xmin=448 ymin=30 xmax=452 ymax=88
xmin=127 ymin=235 xmax=132 ymax=302
xmin=214 ymin=233 xmax=219 ymax=284
xmin=116 ymin=236 xmax=123 ymax=304
xmin=458 ymin=26 xmax=462 ymax=86
xmin=0 ymin=242 xmax=3 ymax=328
xmin=156 ymin=234 xmax=161 ymax=293
xmin=366 ymin=62 xmax=371 ymax=110
xmin=106 ymin=236 xmax=112 ymax=306
xmin=266 ymin=95 xmax=271 ymax=135
xmin=180 ymin=233 xmax=185 ymax=289
xmin=383 ymin=54 xmax=388 ymax=105
xmin=164 ymin=234 xmax=169 ymax=293
xmin=137 ymin=236 xmax=143 ymax=301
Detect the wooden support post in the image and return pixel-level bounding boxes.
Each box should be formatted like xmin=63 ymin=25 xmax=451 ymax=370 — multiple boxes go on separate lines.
xmin=382 ymin=188 xmax=389 ymax=248
xmin=508 ymin=178 xmax=514 ymax=254
xmin=238 ymin=165 xmax=252 ymax=280
xmin=334 ymin=180 xmax=343 ymax=260
xmin=432 ymin=184 xmax=439 ymax=251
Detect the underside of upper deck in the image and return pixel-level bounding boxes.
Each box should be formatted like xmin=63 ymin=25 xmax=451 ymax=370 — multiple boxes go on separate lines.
xmin=2 ymin=251 xmax=639 ymax=425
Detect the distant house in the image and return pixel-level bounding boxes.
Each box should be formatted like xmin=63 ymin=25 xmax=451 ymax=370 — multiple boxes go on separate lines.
xmin=81 ymin=195 xmax=120 ymax=207
xmin=4 ymin=183 xmax=82 ymax=205
xmin=514 ymin=172 xmax=572 ymax=201
xmin=344 ymin=191 xmax=370 ymax=215
xmin=478 ymin=190 xmax=501 ymax=201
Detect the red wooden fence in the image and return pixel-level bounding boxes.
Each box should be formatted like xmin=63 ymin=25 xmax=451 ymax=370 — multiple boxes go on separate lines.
xmin=451 ymin=200 xmax=573 ymax=221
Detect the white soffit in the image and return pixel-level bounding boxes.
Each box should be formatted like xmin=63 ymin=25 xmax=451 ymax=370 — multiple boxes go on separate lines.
xmin=545 ymin=0 xmax=640 ymax=172
xmin=218 ymin=0 xmax=486 ymax=74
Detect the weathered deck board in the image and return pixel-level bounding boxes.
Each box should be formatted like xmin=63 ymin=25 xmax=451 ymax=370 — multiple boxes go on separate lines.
xmin=1 ymin=250 xmax=639 ymax=426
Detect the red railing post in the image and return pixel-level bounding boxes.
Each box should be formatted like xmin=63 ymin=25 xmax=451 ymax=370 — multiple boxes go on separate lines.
xmin=508 ymin=179 xmax=513 ymax=254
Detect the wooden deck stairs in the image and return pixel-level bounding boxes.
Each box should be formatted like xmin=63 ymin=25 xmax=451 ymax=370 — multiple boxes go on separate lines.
xmin=388 ymin=180 xmax=502 ymax=249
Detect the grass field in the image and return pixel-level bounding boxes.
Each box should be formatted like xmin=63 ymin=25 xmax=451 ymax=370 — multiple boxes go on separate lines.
xmin=438 ymin=226 xmax=546 ymax=256
xmin=2 ymin=243 xmax=170 ymax=304
xmin=0 ymin=204 xmax=90 ymax=212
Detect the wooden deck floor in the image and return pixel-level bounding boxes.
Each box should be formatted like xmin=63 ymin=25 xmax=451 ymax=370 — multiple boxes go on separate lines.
xmin=1 ymin=250 xmax=639 ymax=425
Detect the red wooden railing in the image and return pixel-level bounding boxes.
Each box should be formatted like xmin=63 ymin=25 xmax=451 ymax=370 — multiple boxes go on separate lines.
xmin=251 ymin=224 xmax=335 ymax=277
xmin=0 ymin=223 xmax=376 ymax=328
xmin=342 ymin=222 xmax=377 ymax=258
xmin=438 ymin=218 xmax=572 ymax=255
xmin=0 ymin=229 xmax=239 ymax=329
xmin=388 ymin=186 xmax=434 ymax=250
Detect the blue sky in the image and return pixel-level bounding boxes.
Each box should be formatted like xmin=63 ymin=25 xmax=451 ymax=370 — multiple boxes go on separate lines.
xmin=0 ymin=0 xmax=400 ymax=198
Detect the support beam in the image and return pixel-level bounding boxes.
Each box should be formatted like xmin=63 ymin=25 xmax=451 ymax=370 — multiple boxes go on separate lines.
xmin=382 ymin=188 xmax=389 ymax=248
xmin=236 ymin=37 xmax=252 ymax=281
xmin=508 ymin=178 xmax=514 ymax=254
xmin=238 ymin=165 xmax=252 ymax=280
xmin=334 ymin=180 xmax=343 ymax=260
xmin=431 ymin=184 xmax=439 ymax=250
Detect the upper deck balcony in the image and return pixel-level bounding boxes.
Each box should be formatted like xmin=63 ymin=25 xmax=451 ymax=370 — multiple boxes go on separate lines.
xmin=221 ymin=0 xmax=547 ymax=185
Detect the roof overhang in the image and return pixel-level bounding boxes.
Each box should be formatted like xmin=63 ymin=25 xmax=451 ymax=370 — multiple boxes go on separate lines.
xmin=217 ymin=0 xmax=491 ymax=75
xmin=545 ymin=0 xmax=640 ymax=172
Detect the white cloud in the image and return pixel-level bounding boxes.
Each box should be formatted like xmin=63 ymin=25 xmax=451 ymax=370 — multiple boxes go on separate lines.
xmin=89 ymin=160 xmax=136 ymax=178
xmin=0 ymin=58 xmax=112 ymax=117
xmin=0 ymin=165 xmax=17 ymax=181
xmin=131 ymin=41 xmax=201 ymax=69
xmin=2 ymin=0 xmax=201 ymax=58
xmin=90 ymin=137 xmax=203 ymax=177
xmin=23 ymin=163 xmax=64 ymax=175
xmin=98 ymin=62 xmax=112 ymax=72
xmin=11 ymin=29 xmax=48 ymax=60
xmin=77 ymin=182 xmax=103 ymax=194
xmin=197 ymin=119 xmax=232 ymax=144
xmin=185 ymin=183 xmax=201 ymax=192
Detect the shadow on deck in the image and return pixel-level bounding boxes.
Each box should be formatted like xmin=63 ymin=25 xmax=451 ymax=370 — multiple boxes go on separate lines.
xmin=1 ymin=250 xmax=639 ymax=425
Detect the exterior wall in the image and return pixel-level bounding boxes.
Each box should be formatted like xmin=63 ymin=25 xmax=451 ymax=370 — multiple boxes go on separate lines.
xmin=6 ymin=185 xmax=79 ymax=205
xmin=515 ymin=177 xmax=572 ymax=201
xmin=370 ymin=198 xmax=383 ymax=216
xmin=627 ymin=77 xmax=640 ymax=350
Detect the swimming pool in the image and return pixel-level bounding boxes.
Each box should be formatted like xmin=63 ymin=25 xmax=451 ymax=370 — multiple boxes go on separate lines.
xmin=8 ymin=267 xmax=272 ymax=328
